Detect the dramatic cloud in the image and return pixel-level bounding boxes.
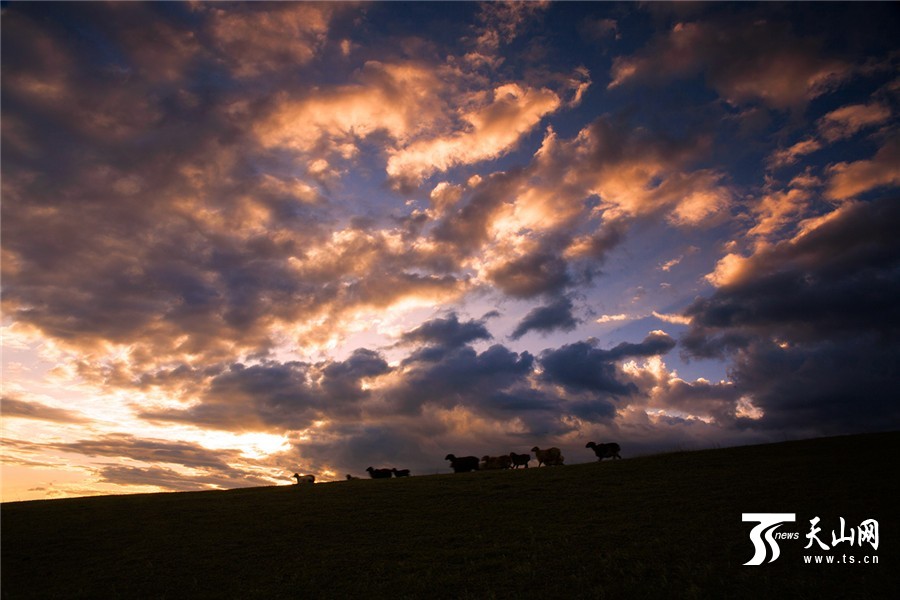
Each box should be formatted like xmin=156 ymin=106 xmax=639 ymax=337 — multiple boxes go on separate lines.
xmin=826 ymin=138 xmax=900 ymax=200
xmin=256 ymin=60 xmax=446 ymax=157
xmin=142 ymin=349 xmax=392 ymax=432
xmin=540 ymin=331 xmax=676 ymax=396
xmin=510 ymin=297 xmax=579 ymax=340
xmin=205 ymin=3 xmax=335 ymax=78
xmin=768 ymin=138 xmax=823 ymax=169
xmin=386 ymin=83 xmax=563 ymax=187
xmin=525 ymin=119 xmax=732 ymax=226
xmin=609 ymin=17 xmax=853 ymax=108
xmin=399 ymin=313 xmax=493 ymax=349
xmin=817 ymin=102 xmax=892 ymax=142
xmin=2 ymin=3 xmax=898 ymax=499
xmin=684 ymin=196 xmax=900 ymax=431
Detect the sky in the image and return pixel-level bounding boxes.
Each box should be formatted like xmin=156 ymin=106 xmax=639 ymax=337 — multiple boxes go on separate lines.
xmin=2 ymin=1 xmax=899 ymax=502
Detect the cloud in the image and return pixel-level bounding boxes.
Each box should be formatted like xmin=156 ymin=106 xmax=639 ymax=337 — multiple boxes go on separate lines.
xmin=748 ymin=187 xmax=814 ymax=238
xmin=691 ymin=196 xmax=900 ymax=346
xmin=826 ymin=138 xmax=900 ymax=200
xmin=386 ymin=83 xmax=562 ymax=187
xmin=472 ymin=0 xmax=550 ymax=53
xmin=609 ymin=19 xmax=853 ymax=109
xmin=651 ymin=311 xmax=693 ymax=326
xmin=487 ymin=245 xmax=572 ymax=298
xmin=429 ymin=182 xmax=466 ymax=215
xmin=96 ymin=464 xmax=273 ymax=491
xmin=510 ymin=297 xmax=579 ymax=339
xmin=596 ymin=314 xmax=630 ymax=324
xmin=683 ymin=196 xmax=900 ymax=431
xmin=527 ymin=118 xmax=732 ymax=226
xmin=390 ymin=344 xmax=536 ymax=414
xmin=620 ymin=357 xmax=747 ymax=426
xmin=818 ymin=102 xmax=892 ymax=142
xmin=427 ymin=116 xmax=729 ymax=308
xmin=539 ymin=331 xmax=676 ymax=396
xmin=0 ymin=395 xmax=90 ymax=424
xmin=659 ymin=256 xmax=682 ymax=272
xmin=5 ymin=2 xmax=898 ymax=498
xmin=768 ymin=138 xmax=823 ymax=169
xmin=398 ymin=313 xmax=493 ymax=348
xmin=581 ymin=17 xmax=619 ymax=42
xmin=41 ymin=433 xmax=249 ymax=472
xmin=142 ymin=350 xmax=392 ymax=432
xmin=205 ymin=3 xmax=334 ymax=78
xmin=255 ymin=60 xmax=446 ymax=157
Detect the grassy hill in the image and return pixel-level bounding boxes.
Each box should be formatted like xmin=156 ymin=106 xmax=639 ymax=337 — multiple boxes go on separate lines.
xmin=3 ymin=432 xmax=898 ymax=599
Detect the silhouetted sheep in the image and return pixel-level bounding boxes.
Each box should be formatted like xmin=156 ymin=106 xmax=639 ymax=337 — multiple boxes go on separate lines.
xmin=366 ymin=467 xmax=393 ymax=479
xmin=481 ymin=455 xmax=512 ymax=470
xmin=445 ymin=454 xmax=480 ymax=473
xmin=292 ymin=473 xmax=315 ymax=484
xmin=391 ymin=468 xmax=411 ymax=478
xmin=586 ymin=441 xmax=621 ymax=460
xmin=346 ymin=474 xmax=360 ymax=480
xmin=531 ymin=446 xmax=564 ymax=467
xmin=509 ymin=452 xmax=531 ymax=468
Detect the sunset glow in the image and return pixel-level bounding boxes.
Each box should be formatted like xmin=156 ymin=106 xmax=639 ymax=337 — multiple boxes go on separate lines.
xmin=2 ymin=2 xmax=899 ymax=501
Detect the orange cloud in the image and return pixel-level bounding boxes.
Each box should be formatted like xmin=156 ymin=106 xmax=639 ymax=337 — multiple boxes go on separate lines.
xmin=255 ymin=61 xmax=446 ymax=160
xmin=818 ymin=102 xmax=892 ymax=142
xmin=206 ymin=3 xmax=333 ymax=77
xmin=826 ymin=138 xmax=900 ymax=200
xmin=386 ymin=83 xmax=562 ymax=186
xmin=705 ymin=252 xmax=753 ymax=288
xmin=749 ymin=187 xmax=813 ymax=237
xmin=768 ymin=138 xmax=823 ymax=169
xmin=536 ymin=120 xmax=732 ymax=226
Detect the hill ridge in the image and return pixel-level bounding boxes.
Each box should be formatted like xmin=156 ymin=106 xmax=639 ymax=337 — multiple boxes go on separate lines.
xmin=3 ymin=431 xmax=898 ymax=599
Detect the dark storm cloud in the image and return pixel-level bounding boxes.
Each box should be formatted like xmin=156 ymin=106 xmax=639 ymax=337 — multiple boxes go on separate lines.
xmin=682 ymin=196 xmax=900 ymax=432
xmin=1 ymin=3 xmax=330 ymax=358
xmin=390 ymin=344 xmax=535 ymax=415
xmin=488 ymin=249 xmax=573 ymax=299
xmin=609 ymin=10 xmax=864 ymax=109
xmin=138 ymin=318 xmax=681 ymax=442
xmin=684 ymin=196 xmax=900 ymax=355
xmin=510 ymin=297 xmax=579 ymax=340
xmin=320 ymin=348 xmax=392 ymax=404
xmin=432 ymin=170 xmax=523 ymax=252
xmin=293 ymin=422 xmax=441 ymax=477
xmin=142 ymin=350 xmax=392 ymax=432
xmin=398 ymin=313 xmax=493 ymax=348
xmin=1 ymin=2 xmax=472 ymax=370
xmin=200 ymin=361 xmax=319 ymax=429
xmin=540 ymin=331 xmax=676 ymax=395
xmin=4 ymin=1 xmax=899 ymax=500
xmin=137 ymin=361 xmax=315 ymax=431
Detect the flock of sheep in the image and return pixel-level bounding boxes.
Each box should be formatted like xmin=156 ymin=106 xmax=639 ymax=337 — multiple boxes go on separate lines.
xmin=292 ymin=441 xmax=622 ymax=484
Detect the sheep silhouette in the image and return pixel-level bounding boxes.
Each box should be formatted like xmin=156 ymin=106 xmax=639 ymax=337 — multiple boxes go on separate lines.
xmin=586 ymin=442 xmax=621 ymax=460
xmin=531 ymin=446 xmax=564 ymax=466
xmin=509 ymin=452 xmax=531 ymax=468
xmin=366 ymin=467 xmax=393 ymax=479
xmin=445 ymin=454 xmax=480 ymax=473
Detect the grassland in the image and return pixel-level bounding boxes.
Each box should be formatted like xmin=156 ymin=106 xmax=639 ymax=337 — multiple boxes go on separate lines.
xmin=2 ymin=432 xmax=898 ymax=599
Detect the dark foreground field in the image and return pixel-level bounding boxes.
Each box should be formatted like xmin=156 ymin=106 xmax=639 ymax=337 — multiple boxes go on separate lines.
xmin=3 ymin=432 xmax=898 ymax=599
